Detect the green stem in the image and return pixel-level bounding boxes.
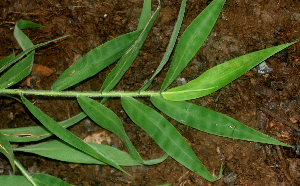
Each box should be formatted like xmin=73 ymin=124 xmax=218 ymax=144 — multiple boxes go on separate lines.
xmin=14 ymin=159 xmax=37 ymax=186
xmin=0 ymin=89 xmax=162 ymax=98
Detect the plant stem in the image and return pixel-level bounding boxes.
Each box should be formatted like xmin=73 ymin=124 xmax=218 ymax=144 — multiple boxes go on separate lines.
xmin=0 ymin=89 xmax=162 ymax=98
xmin=14 ymin=159 xmax=38 ymax=186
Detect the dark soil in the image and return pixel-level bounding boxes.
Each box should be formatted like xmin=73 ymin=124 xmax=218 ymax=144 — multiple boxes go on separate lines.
xmin=1 ymin=0 xmax=300 ymax=185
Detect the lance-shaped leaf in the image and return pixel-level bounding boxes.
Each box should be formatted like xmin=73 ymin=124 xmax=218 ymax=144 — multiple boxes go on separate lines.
xmin=162 ymin=42 xmax=296 ymax=101
xmin=32 ymin=173 xmax=75 ymax=186
xmin=0 ymin=112 xmax=86 ymax=142
xmin=151 ymin=96 xmax=290 ymax=147
xmin=139 ymin=0 xmax=187 ymax=92
xmin=160 ymin=0 xmax=226 ymax=92
xmin=14 ymin=139 xmax=141 ymax=166
xmin=0 ymin=176 xmax=32 ymax=186
xmin=100 ymin=1 xmax=160 ymax=94
xmin=78 ymin=96 xmax=167 ymax=165
xmin=14 ymin=20 xmax=43 ymax=50
xmin=0 ymin=51 xmax=34 ymax=89
xmin=137 ymin=0 xmax=151 ymax=30
xmin=21 ymin=95 xmax=128 ymax=175
xmin=0 ymin=53 xmax=15 ymax=73
xmin=121 ymin=97 xmax=222 ymax=182
xmin=52 ymin=30 xmax=142 ymax=91
xmin=0 ymin=35 xmax=68 ymax=74
xmin=0 ymin=20 xmax=42 ymax=88
xmin=0 ymin=133 xmax=15 ymax=174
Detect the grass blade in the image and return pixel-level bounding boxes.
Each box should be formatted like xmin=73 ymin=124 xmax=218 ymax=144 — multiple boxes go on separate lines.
xmin=121 ymin=97 xmax=222 ymax=182
xmin=0 ymin=51 xmax=34 ymax=89
xmin=0 ymin=176 xmax=32 ymax=186
xmin=78 ymin=96 xmax=167 ymax=165
xmin=0 ymin=112 xmax=86 ymax=142
xmin=14 ymin=139 xmax=141 ymax=166
xmin=139 ymin=0 xmax=187 ymax=92
xmin=21 ymin=95 xmax=129 ymax=175
xmin=32 ymin=173 xmax=74 ymax=186
xmin=99 ymin=2 xmax=160 ymax=94
xmin=137 ymin=0 xmax=151 ymax=30
xmin=52 ymin=30 xmax=142 ymax=91
xmin=163 ymin=42 xmax=296 ymax=101
xmin=0 ymin=133 xmax=15 ymax=174
xmin=0 ymin=35 xmax=68 ymax=74
xmin=160 ymin=0 xmax=226 ymax=92
xmin=151 ymin=96 xmax=290 ymax=147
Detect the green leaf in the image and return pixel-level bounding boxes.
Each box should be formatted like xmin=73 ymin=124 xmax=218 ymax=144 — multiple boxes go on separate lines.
xmin=139 ymin=0 xmax=187 ymax=92
xmin=0 ymin=133 xmax=15 ymax=174
xmin=0 ymin=51 xmax=34 ymax=89
xmin=78 ymin=96 xmax=167 ymax=165
xmin=100 ymin=2 xmax=160 ymax=94
xmin=32 ymin=173 xmax=75 ymax=186
xmin=52 ymin=30 xmax=142 ymax=91
xmin=0 ymin=35 xmax=68 ymax=74
xmin=151 ymin=96 xmax=290 ymax=147
xmin=163 ymin=42 xmax=296 ymax=101
xmin=0 ymin=175 xmax=32 ymax=186
xmin=0 ymin=112 xmax=86 ymax=142
xmin=0 ymin=53 xmax=15 ymax=73
xmin=161 ymin=0 xmax=226 ymax=92
xmin=121 ymin=97 xmax=222 ymax=182
xmin=137 ymin=0 xmax=151 ymax=30
xmin=0 ymin=20 xmax=42 ymax=88
xmin=14 ymin=20 xmax=43 ymax=51
xmin=21 ymin=95 xmax=129 ymax=175
xmin=14 ymin=139 xmax=141 ymax=166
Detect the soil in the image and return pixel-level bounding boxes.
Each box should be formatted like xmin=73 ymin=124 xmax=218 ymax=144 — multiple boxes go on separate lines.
xmin=1 ymin=0 xmax=300 ymax=185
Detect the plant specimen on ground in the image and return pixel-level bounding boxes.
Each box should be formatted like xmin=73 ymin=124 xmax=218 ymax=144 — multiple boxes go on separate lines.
xmin=0 ymin=0 xmax=295 ymax=185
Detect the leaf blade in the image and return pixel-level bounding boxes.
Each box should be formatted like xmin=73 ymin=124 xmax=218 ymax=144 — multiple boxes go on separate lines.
xmin=160 ymin=0 xmax=226 ymax=92
xmin=139 ymin=0 xmax=187 ymax=92
xmin=121 ymin=97 xmax=222 ymax=182
xmin=0 ymin=51 xmax=34 ymax=89
xmin=0 ymin=132 xmax=15 ymax=174
xmin=0 ymin=112 xmax=86 ymax=142
xmin=14 ymin=20 xmax=43 ymax=51
xmin=151 ymin=96 xmax=290 ymax=147
xmin=163 ymin=42 xmax=296 ymax=101
xmin=51 ymin=30 xmax=142 ymax=91
xmin=32 ymin=173 xmax=75 ymax=186
xmin=137 ymin=0 xmax=151 ymax=30
xmin=100 ymin=2 xmax=160 ymax=94
xmin=0 ymin=35 xmax=68 ymax=74
xmin=14 ymin=139 xmax=141 ymax=166
xmin=0 ymin=175 xmax=32 ymax=186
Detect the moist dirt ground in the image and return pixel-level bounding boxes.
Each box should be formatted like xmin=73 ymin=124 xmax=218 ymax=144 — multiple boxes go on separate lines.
xmin=1 ymin=0 xmax=300 ymax=185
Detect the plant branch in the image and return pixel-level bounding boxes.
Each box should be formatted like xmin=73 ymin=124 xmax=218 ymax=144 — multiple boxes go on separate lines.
xmin=0 ymin=89 xmax=162 ymax=98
